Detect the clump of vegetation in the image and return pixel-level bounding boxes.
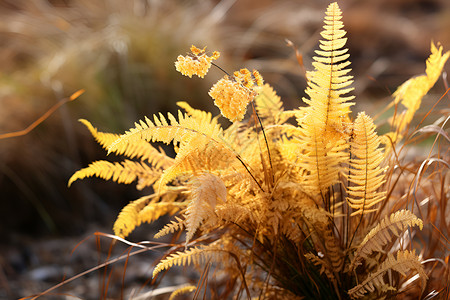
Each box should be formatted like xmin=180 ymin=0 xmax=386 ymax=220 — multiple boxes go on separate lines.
xmin=69 ymin=2 xmax=449 ymax=299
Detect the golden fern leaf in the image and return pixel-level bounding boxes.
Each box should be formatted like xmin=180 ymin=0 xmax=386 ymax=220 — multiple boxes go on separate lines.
xmin=68 ymin=160 xmax=161 ymax=189
xmin=351 ymin=210 xmax=423 ymax=269
xmin=107 ymin=111 xmax=238 ymax=190
xmin=302 ymin=204 xmax=330 ymax=228
xmin=347 ymin=112 xmax=387 ymax=216
xmin=296 ymin=114 xmax=348 ymax=195
xmin=254 ymin=83 xmax=289 ymax=125
xmin=159 ymin=140 xmax=237 ymax=189
xmin=152 ymin=245 xmax=225 ymax=278
xmin=302 ymin=2 xmax=355 ymax=140
xmin=138 ymin=202 xmax=185 ymax=227
xmin=323 ymin=228 xmax=343 ymax=271
xmin=113 ymin=195 xmax=153 ymax=238
xmin=168 ymin=285 xmax=196 ymax=300
xmin=348 ymin=250 xmax=427 ymax=299
xmin=79 ymin=119 xmax=173 ymax=168
xmin=176 ymin=101 xmax=219 ymax=126
xmin=390 ymin=42 xmax=449 ymax=136
xmin=113 ymin=194 xmax=185 ymax=238
xmin=154 ymin=216 xmax=185 ymax=239
xmin=300 ymin=203 xmax=343 ymax=271
xmin=184 ymin=173 xmax=227 ymax=244
xmin=108 ymin=110 xmax=223 ymax=154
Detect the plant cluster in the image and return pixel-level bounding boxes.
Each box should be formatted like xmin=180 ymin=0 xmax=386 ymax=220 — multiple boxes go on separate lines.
xmin=69 ymin=2 xmax=449 ymax=299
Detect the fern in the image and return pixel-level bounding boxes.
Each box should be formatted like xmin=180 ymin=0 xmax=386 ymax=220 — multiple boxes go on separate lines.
xmin=305 ymin=253 xmax=337 ymax=286
xmin=137 ymin=202 xmax=185 ymax=229
xmin=302 ymin=2 xmax=354 ymax=140
xmin=351 ymin=210 xmax=423 ymax=269
xmin=113 ymin=194 xmax=185 ymax=238
xmin=214 ymin=201 xmax=252 ymax=226
xmin=347 ymin=112 xmax=387 ymax=216
xmin=390 ymin=42 xmax=449 ymax=138
xmin=68 ymin=160 xmax=161 ymax=189
xmin=296 ymin=113 xmax=348 ymax=196
xmin=154 ymin=216 xmax=185 ymax=239
xmin=168 ymin=285 xmax=196 ymax=300
xmin=108 ymin=111 xmax=223 ymax=154
xmin=106 ymin=111 xmax=246 ymax=191
xmin=113 ymin=195 xmax=153 ymax=238
xmin=152 ymin=245 xmax=226 ymax=278
xmin=159 ymin=140 xmax=236 ymax=189
xmin=176 ymin=101 xmax=220 ymax=126
xmin=254 ymin=83 xmax=289 ymax=125
xmin=79 ymin=119 xmax=173 ymax=168
xmin=184 ymin=173 xmax=227 ymax=244
xmin=67 ymin=2 xmax=448 ymax=298
xmin=348 ymin=250 xmax=427 ymax=299
xmin=323 ymin=227 xmax=343 ymax=272
xmin=295 ymin=2 xmax=354 ymax=197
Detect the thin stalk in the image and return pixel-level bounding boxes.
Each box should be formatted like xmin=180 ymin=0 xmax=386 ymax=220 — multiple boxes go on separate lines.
xmin=251 ymin=100 xmax=275 ymax=188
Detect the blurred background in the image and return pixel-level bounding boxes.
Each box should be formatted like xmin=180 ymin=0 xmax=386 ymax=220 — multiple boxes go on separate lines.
xmin=0 ymin=0 xmax=449 ymax=298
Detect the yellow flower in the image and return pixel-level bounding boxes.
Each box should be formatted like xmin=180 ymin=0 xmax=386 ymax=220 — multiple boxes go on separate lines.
xmin=233 ymin=69 xmax=264 ymax=88
xmin=209 ymin=76 xmax=255 ymax=122
xmin=209 ymin=68 xmax=263 ymax=122
xmin=175 ymin=45 xmax=220 ymax=78
xmin=253 ymin=70 xmax=264 ymax=87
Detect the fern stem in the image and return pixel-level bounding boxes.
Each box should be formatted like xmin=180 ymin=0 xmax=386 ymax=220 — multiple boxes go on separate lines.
xmin=251 ymin=100 xmax=275 ymax=188
xmin=235 ymin=153 xmax=265 ymax=192
xmin=211 ymin=62 xmax=231 ymax=77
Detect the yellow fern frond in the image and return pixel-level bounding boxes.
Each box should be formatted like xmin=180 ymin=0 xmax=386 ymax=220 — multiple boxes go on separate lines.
xmin=294 ymin=2 xmax=354 ymax=197
xmin=389 ymin=42 xmax=449 ymax=141
xmin=79 ymin=119 xmax=120 ymax=149
xmin=159 ymin=140 xmax=237 ymax=189
xmin=351 ymin=210 xmax=423 ymax=269
xmin=176 ymin=101 xmax=219 ymax=126
xmin=184 ymin=173 xmax=227 ymax=244
xmin=138 ymin=202 xmax=185 ymax=226
xmin=254 ymin=83 xmax=289 ymax=125
xmin=152 ymin=245 xmax=225 ymax=278
xmin=215 ymin=202 xmax=252 ymax=227
xmin=108 ymin=111 xmax=223 ymax=155
xmin=113 ymin=194 xmax=185 ymax=238
xmin=302 ymin=2 xmax=355 ymax=140
xmin=79 ymin=119 xmax=173 ymax=168
xmin=323 ymin=228 xmax=343 ymax=271
xmin=154 ymin=216 xmax=185 ymax=239
xmin=112 ymin=195 xmax=153 ymax=238
xmin=347 ymin=112 xmax=387 ymax=216
xmin=296 ymin=114 xmax=348 ymax=196
xmin=169 ymin=285 xmax=196 ymax=300
xmin=68 ymin=160 xmax=160 ymax=189
xmin=348 ymin=250 xmax=427 ymax=299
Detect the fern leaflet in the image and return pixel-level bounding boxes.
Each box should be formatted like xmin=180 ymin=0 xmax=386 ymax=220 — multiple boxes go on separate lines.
xmin=184 ymin=173 xmax=227 ymax=244
xmin=351 ymin=210 xmax=423 ymax=269
xmin=152 ymin=245 xmax=225 ymax=278
xmin=108 ymin=111 xmax=223 ymax=154
xmin=348 ymin=250 xmax=427 ymax=299
xmin=79 ymin=119 xmax=173 ymax=168
xmin=68 ymin=160 xmax=161 ymax=189
xmin=154 ymin=216 xmax=185 ymax=239
xmin=347 ymin=112 xmax=387 ymax=216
